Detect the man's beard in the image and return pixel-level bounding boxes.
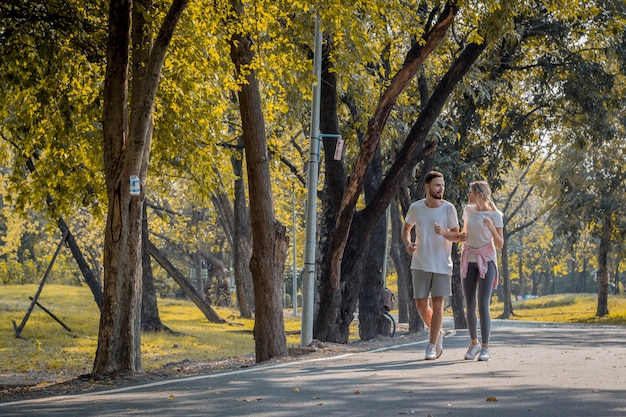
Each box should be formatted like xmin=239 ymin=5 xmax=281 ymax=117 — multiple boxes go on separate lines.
xmin=429 ymin=190 xmax=443 ymax=199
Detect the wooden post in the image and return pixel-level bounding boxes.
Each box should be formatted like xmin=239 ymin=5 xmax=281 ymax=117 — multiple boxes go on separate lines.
xmin=28 ymin=296 xmax=72 ymax=332
xmin=12 ymin=230 xmax=68 ymax=338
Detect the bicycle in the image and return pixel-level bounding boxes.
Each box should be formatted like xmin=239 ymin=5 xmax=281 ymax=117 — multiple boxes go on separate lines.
xmin=354 ymin=288 xmax=396 ymax=339
xmin=382 ymin=288 xmax=396 ymax=337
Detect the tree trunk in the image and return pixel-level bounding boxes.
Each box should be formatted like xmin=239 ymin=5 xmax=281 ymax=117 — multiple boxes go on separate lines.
xmin=450 ymin=243 xmax=467 ymax=328
xmin=578 ymin=257 xmax=587 ymax=293
xmin=231 ymin=137 xmax=254 ymax=318
xmin=95 ymin=0 xmax=140 ymax=374
xmin=357 ymin=213 xmax=389 ymax=340
xmin=57 ymin=217 xmax=103 ymax=310
xmin=532 ymin=272 xmax=540 ymax=296
xmin=389 ymin=198 xmax=410 ymax=324
xmin=95 ymin=0 xmax=189 ymax=374
xmin=141 ymin=202 xmax=170 ymax=332
xmin=148 ymin=240 xmax=226 ymax=323
xmin=596 ymin=210 xmax=611 ymax=317
xmin=613 ymin=244 xmax=621 ymax=295
xmin=519 ymin=243 xmax=525 ymax=297
xmin=499 ymin=228 xmax=513 ymax=318
xmin=229 ymin=1 xmax=288 ymax=361
xmin=192 ymin=250 xmax=203 ymax=295
xmin=399 ymin=177 xmax=424 ymax=333
xmin=209 ymin=156 xmax=253 ymax=316
xmin=357 ymin=142 xmax=388 ymax=341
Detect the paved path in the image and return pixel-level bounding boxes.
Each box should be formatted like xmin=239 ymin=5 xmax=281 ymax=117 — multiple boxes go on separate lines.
xmin=1 ymin=320 xmax=625 ymax=416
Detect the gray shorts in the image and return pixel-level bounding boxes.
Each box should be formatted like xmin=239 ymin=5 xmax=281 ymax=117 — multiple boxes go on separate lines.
xmin=412 ymin=269 xmax=451 ymax=299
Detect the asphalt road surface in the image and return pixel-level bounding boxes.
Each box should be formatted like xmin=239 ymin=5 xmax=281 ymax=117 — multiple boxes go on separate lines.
xmin=1 ymin=320 xmax=625 ymax=416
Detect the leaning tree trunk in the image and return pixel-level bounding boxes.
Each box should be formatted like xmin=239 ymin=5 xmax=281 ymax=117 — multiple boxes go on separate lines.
xmin=148 ymin=240 xmax=225 ymax=323
xmin=229 ymin=1 xmax=288 ymax=361
xmin=57 ymin=216 xmax=103 ymax=310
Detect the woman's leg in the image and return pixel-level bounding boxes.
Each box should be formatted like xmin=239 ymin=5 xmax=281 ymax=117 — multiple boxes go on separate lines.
xmin=462 ymin=263 xmax=480 ymax=342
xmin=477 ymin=262 xmax=497 ymax=346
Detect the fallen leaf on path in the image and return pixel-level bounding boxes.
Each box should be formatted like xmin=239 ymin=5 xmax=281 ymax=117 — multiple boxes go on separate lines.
xmin=486 ymin=396 xmax=497 ymax=402
xmin=237 ymin=397 xmax=262 ymax=402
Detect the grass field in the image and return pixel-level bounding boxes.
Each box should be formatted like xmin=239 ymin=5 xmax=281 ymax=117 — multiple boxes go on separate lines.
xmin=1 ymin=284 xmax=625 ymax=379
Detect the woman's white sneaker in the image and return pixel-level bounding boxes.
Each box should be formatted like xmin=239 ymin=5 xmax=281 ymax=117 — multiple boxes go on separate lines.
xmin=478 ymin=347 xmax=491 ymax=361
xmin=464 ymin=344 xmax=481 ymax=360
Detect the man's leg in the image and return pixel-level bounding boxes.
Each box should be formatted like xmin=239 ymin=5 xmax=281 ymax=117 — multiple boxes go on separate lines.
xmin=416 ymin=297 xmax=438 ymax=360
xmin=412 ymin=270 xmax=432 ymax=329
xmin=415 ymin=297 xmax=432 ymax=329
xmin=429 ymin=296 xmax=444 ymax=345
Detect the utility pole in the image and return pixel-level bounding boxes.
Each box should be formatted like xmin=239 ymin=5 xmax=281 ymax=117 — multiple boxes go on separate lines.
xmin=300 ymin=16 xmax=321 ymax=347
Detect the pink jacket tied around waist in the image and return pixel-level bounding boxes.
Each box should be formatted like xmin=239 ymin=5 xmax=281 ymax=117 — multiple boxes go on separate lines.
xmin=460 ymin=243 xmax=499 ymax=289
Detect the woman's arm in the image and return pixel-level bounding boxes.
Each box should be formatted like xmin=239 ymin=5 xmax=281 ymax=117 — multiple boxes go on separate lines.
xmin=483 ymin=217 xmax=504 ymax=249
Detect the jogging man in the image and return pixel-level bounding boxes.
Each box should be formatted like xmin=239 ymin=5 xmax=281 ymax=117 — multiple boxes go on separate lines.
xmin=402 ymin=171 xmax=460 ymax=360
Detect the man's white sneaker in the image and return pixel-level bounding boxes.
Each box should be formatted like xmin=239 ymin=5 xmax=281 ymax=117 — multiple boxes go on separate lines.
xmin=464 ymin=344 xmax=481 ymax=360
xmin=436 ymin=330 xmax=445 ymax=358
xmin=425 ymin=343 xmax=437 ymax=360
xmin=478 ymin=347 xmax=491 ymax=361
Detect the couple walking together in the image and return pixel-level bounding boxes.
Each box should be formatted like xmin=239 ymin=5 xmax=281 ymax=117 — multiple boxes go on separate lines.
xmin=402 ymin=171 xmax=504 ymax=361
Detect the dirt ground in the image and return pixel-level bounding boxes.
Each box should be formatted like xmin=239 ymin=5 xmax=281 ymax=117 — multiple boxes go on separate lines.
xmin=1 ymin=326 xmax=419 ymax=403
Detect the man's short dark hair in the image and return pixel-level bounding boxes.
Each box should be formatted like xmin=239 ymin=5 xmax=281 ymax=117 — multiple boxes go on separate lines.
xmin=424 ymin=170 xmax=443 ymax=184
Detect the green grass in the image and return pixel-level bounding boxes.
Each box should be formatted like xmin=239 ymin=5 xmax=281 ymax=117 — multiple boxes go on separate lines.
xmin=0 ymin=284 xmax=302 ymax=378
xmin=1 ymin=284 xmax=625 ymax=379
xmin=490 ymin=293 xmax=626 ymax=325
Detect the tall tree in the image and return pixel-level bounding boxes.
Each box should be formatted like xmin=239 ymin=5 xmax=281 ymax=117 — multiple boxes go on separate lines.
xmin=315 ymin=3 xmax=494 ymax=342
xmin=95 ymin=0 xmax=189 ymax=373
xmin=227 ymin=0 xmax=289 ymax=361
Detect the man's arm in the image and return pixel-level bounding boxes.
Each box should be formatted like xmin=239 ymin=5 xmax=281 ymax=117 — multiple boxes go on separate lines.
xmin=402 ymin=223 xmax=417 ymax=254
xmin=438 ymin=226 xmax=460 ymax=242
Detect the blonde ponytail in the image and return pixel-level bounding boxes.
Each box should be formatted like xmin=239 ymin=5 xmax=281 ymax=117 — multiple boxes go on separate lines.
xmin=470 ymin=181 xmax=497 ymax=211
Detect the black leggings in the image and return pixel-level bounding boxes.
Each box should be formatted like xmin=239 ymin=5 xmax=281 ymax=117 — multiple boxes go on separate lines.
xmin=462 ymin=261 xmax=496 ymax=345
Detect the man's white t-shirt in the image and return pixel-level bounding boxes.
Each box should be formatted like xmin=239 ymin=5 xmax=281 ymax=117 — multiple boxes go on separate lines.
xmin=404 ymin=199 xmax=459 ymax=275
